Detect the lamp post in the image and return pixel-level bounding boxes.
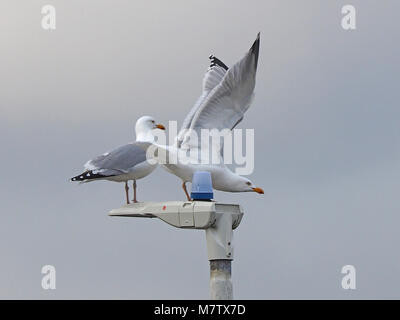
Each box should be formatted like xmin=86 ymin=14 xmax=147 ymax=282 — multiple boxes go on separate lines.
xmin=108 ymin=172 xmax=243 ymax=299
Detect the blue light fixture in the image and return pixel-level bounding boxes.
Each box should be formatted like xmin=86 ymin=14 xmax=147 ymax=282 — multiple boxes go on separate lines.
xmin=191 ymin=171 xmax=214 ymax=200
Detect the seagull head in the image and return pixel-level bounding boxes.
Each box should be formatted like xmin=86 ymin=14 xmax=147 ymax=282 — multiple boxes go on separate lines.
xmin=221 ymin=174 xmax=264 ymax=194
xmin=136 ymin=116 xmax=165 ymax=131
xmin=246 ymin=179 xmax=264 ymax=194
xmin=135 ymin=116 xmax=165 ymax=142
xmin=239 ymin=176 xmax=264 ymax=194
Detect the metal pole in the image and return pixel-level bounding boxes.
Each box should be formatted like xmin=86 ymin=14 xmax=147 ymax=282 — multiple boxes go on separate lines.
xmin=206 ymin=211 xmax=235 ymax=300
xmin=209 ymin=260 xmax=233 ymax=299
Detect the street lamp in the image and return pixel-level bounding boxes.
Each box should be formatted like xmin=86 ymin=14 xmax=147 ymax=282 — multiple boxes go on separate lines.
xmin=108 ymin=172 xmax=243 ymax=299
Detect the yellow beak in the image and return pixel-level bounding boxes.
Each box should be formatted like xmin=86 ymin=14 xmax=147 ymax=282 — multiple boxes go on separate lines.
xmin=155 ymin=123 xmax=165 ymax=130
xmin=252 ymin=187 xmax=264 ymax=194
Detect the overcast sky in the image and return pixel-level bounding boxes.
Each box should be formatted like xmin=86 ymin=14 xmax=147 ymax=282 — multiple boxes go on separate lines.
xmin=1 ymin=0 xmax=399 ymax=299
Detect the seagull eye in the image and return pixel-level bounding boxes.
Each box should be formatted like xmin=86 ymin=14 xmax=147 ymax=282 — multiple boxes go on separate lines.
xmin=246 ymin=182 xmax=251 ymax=186
xmin=152 ymin=120 xmax=155 ymax=123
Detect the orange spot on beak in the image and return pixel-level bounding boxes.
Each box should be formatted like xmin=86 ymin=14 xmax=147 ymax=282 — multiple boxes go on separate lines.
xmin=155 ymin=123 xmax=165 ymax=130
xmin=252 ymin=187 xmax=264 ymax=194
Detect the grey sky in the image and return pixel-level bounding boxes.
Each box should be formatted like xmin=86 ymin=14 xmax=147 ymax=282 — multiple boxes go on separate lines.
xmin=0 ymin=0 xmax=399 ymax=299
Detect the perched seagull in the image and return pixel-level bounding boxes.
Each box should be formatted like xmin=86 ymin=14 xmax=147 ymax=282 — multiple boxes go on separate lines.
xmin=71 ymin=116 xmax=165 ymax=204
xmin=151 ymin=33 xmax=264 ymax=200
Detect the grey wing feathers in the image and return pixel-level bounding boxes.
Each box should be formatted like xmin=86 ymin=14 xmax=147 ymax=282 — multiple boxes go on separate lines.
xmin=189 ymin=33 xmax=260 ymax=134
xmin=203 ymin=56 xmax=229 ymax=92
xmin=85 ymin=142 xmax=148 ymax=174
xmin=176 ymin=55 xmax=229 ymax=147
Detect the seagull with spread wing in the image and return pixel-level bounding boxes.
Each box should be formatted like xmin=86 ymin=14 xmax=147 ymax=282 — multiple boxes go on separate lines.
xmin=71 ymin=116 xmax=165 ymax=204
xmin=152 ymin=33 xmax=264 ymax=200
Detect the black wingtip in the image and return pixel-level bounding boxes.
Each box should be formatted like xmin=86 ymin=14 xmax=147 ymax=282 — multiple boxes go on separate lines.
xmin=70 ymin=172 xmax=86 ymax=182
xmin=250 ymin=32 xmax=260 ymax=69
xmin=70 ymin=170 xmax=108 ymax=182
xmin=209 ymin=55 xmax=229 ymax=71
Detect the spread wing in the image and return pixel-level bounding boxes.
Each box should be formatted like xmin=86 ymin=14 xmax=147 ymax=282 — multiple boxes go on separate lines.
xmin=180 ymin=33 xmax=260 ymax=153
xmin=176 ymin=55 xmax=229 ymax=147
